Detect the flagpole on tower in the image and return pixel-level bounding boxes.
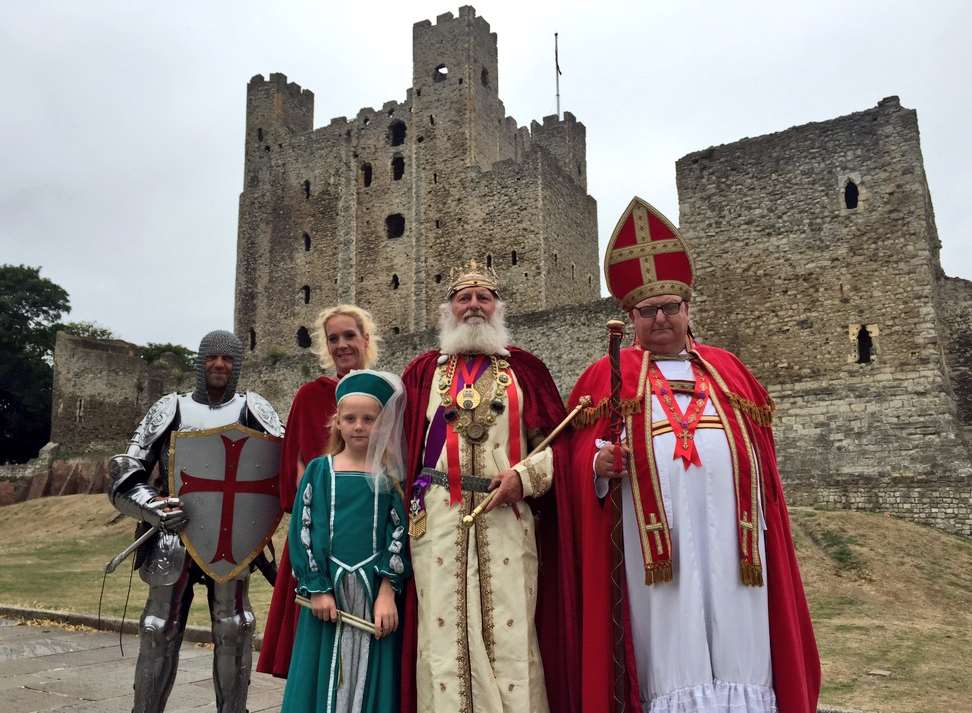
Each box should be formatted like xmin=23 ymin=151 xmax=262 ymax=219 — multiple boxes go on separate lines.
xmin=555 ymin=32 xmax=562 ymax=118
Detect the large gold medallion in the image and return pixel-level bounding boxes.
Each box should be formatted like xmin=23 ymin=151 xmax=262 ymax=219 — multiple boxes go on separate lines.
xmin=458 ymin=384 xmax=482 ymax=410
xmin=465 ymin=422 xmax=488 ymax=443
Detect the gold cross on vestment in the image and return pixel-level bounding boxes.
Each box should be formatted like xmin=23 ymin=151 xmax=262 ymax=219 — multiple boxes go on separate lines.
xmin=644 ymin=513 xmax=665 ymax=556
xmin=740 ymin=512 xmax=755 ymax=555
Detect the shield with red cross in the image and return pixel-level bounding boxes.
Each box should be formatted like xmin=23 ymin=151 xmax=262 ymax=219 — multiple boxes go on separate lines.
xmin=604 ymin=196 xmax=694 ymax=310
xmin=168 ymin=424 xmax=283 ymax=583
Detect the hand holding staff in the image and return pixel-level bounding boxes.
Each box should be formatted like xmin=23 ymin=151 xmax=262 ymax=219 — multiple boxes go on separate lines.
xmin=462 ymin=395 xmax=592 ymax=529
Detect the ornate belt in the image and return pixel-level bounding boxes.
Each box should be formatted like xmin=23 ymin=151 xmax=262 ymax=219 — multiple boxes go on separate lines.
xmin=422 ymin=467 xmax=493 ymax=493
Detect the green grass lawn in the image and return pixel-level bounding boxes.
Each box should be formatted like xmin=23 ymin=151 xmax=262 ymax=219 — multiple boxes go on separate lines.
xmin=1 ymin=495 xmax=970 ymax=713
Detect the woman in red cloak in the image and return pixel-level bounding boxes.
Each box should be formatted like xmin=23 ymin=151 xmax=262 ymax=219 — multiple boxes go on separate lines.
xmin=256 ymin=304 xmax=381 ymax=677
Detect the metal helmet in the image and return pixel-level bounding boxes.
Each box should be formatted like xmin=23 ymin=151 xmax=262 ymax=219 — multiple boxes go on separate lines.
xmin=193 ymin=330 xmax=244 ymax=405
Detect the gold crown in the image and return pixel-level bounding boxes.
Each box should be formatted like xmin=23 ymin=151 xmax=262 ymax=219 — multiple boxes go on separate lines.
xmin=447 ymin=259 xmax=501 ymax=298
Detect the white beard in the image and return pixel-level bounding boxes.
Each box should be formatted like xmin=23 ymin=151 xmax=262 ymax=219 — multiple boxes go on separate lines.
xmin=438 ymin=301 xmax=511 ymax=356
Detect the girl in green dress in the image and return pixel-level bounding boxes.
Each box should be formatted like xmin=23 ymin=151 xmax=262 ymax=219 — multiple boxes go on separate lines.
xmin=282 ymin=370 xmax=410 ymax=713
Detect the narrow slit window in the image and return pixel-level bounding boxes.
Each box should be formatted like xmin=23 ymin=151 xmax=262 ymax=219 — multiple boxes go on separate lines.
xmin=362 ymin=162 xmax=373 ymax=187
xmin=856 ymin=325 xmax=873 ymax=364
xmin=303 ymin=232 xmax=311 ymax=251
xmin=303 ymin=180 xmax=311 ymax=199
xmin=392 ymin=155 xmax=405 ymax=181
xmin=511 ymin=250 xmax=518 ymax=266
xmin=249 ymin=328 xmax=256 ymax=351
xmin=257 ymin=128 xmax=264 ymax=142
xmin=391 ymin=274 xmax=400 ymax=290
xmin=844 ymin=180 xmax=859 ymax=210
xmin=486 ymin=254 xmax=493 ymax=268
xmin=301 ymin=285 xmax=310 ymax=304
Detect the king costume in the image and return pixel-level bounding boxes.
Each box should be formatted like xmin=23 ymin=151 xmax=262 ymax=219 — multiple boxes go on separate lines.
xmin=399 ymin=262 xmax=580 ymax=713
xmin=281 ymin=370 xmax=409 ymax=713
xmin=569 ymin=198 xmax=819 ymax=713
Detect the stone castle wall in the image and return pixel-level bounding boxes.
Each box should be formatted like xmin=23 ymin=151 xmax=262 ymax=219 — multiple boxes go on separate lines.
xmin=939 ymin=276 xmax=972 ymax=440
xmin=235 ymin=6 xmax=598 ymax=358
xmin=675 ymin=97 xmax=972 ymax=535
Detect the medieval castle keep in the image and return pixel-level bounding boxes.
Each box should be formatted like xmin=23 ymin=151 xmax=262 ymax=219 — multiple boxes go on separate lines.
xmin=8 ymin=7 xmax=969 ymax=538
xmin=235 ymin=6 xmax=598 ymax=354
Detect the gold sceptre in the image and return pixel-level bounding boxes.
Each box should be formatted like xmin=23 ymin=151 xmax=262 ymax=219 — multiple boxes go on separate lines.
xmin=294 ymin=594 xmax=379 ymax=636
xmin=462 ymin=395 xmax=592 ymax=529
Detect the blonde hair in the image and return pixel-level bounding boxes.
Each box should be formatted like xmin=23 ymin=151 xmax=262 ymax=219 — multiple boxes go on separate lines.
xmin=325 ymin=412 xmax=345 ymax=455
xmin=312 ymin=304 xmax=381 ymax=372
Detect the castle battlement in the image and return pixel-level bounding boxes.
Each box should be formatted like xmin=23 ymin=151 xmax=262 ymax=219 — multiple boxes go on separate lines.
xmin=235 ymin=7 xmax=598 ymax=354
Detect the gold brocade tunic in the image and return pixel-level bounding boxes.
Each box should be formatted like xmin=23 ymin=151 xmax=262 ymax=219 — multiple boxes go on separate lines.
xmin=412 ymin=360 xmax=553 ymax=713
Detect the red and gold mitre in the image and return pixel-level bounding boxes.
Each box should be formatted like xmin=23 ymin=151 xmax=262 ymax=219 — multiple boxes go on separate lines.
xmin=604 ymin=197 xmax=694 ymax=310
xmin=448 ymin=259 xmax=501 ymax=298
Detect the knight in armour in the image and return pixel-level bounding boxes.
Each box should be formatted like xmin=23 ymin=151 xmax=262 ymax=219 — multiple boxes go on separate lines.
xmin=108 ymin=329 xmax=283 ymax=713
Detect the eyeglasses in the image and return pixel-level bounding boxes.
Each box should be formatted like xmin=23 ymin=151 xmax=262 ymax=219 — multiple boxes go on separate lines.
xmin=634 ymin=301 xmax=683 ymax=319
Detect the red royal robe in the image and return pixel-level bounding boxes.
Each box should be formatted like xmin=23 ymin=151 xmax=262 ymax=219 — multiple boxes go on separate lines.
xmin=256 ymin=376 xmax=337 ymax=678
xmin=568 ymin=343 xmax=820 ymax=713
xmin=399 ymin=348 xmax=581 ymax=713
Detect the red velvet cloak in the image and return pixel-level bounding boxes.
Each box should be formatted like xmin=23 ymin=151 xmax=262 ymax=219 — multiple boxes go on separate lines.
xmin=256 ymin=376 xmax=337 ymax=678
xmin=568 ymin=344 xmax=820 ymax=713
xmin=399 ymin=348 xmax=580 ymax=713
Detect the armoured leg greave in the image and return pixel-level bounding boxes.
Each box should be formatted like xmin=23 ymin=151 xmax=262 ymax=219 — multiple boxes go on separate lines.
xmin=208 ymin=575 xmax=255 ymax=713
xmin=132 ymin=570 xmax=194 ymax=713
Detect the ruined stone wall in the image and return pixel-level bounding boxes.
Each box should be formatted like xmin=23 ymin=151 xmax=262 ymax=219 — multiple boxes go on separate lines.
xmin=676 ymin=97 xmax=972 ymax=535
xmin=940 ymin=276 xmax=972 ymax=439
xmin=234 ymin=6 xmax=598 ymax=359
xmin=49 ymin=333 xmax=179 ymax=452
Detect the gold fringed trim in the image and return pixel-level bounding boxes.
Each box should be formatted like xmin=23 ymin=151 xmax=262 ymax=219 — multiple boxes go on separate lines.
xmin=644 ymin=562 xmax=673 ymax=585
xmin=740 ymin=562 xmax=764 ymax=587
xmin=727 ymin=392 xmax=775 ymax=427
xmin=573 ymin=396 xmax=642 ymax=429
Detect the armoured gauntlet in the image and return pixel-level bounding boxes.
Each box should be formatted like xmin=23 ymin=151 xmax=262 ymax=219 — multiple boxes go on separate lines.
xmin=117 ymin=483 xmax=190 ymax=533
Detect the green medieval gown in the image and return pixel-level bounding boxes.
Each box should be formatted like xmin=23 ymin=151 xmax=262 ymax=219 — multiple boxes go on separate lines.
xmin=281 ymin=455 xmax=410 ymax=713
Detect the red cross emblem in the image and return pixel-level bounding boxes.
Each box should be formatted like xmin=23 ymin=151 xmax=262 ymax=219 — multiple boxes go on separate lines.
xmin=169 ymin=424 xmax=283 ymax=583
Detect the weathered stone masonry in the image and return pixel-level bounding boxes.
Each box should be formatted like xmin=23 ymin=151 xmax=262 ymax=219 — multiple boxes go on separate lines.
xmin=234 ymin=5 xmax=598 ymax=356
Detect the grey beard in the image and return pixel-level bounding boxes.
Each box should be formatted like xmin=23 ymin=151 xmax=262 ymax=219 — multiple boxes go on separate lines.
xmin=437 ymin=303 xmax=510 ymax=356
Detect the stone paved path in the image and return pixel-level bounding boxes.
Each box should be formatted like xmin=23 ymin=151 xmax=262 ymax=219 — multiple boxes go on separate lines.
xmin=0 ymin=618 xmax=284 ymax=712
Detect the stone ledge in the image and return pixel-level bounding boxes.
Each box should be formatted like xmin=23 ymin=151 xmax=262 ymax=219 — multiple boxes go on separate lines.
xmin=0 ymin=604 xmax=265 ymax=650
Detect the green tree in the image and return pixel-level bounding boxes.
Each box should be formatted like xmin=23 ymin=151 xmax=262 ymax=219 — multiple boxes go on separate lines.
xmin=0 ymin=265 xmax=70 ymax=463
xmin=61 ymin=320 xmax=115 ymax=340
xmin=140 ymin=342 xmax=195 ymax=371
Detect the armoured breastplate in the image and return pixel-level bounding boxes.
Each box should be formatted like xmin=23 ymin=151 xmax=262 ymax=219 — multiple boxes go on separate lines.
xmin=157 ymin=394 xmax=245 ymax=492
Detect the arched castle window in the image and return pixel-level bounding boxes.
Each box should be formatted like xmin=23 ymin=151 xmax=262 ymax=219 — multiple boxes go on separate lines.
xmin=249 ymin=329 xmax=256 ymax=351
xmin=511 ymin=250 xmax=518 ymax=266
xmin=856 ymin=325 xmax=873 ymax=364
xmin=296 ymin=326 xmax=311 ymax=349
xmin=392 ymin=155 xmax=405 ymax=181
xmin=388 ymin=121 xmax=406 ymax=147
xmin=844 ymin=180 xmax=859 ymax=210
xmin=257 ymin=128 xmax=264 ymax=142
xmin=391 ymin=274 xmax=400 ymax=290
xmin=434 ymin=64 xmax=448 ymax=82
xmin=301 ymin=285 xmax=310 ymax=304
xmin=481 ymin=67 xmax=490 ymax=87
xmin=303 ymin=232 xmax=311 ymax=251
xmin=386 ymin=214 xmax=405 ymax=239
xmin=303 ymin=180 xmax=311 ymax=199
xmin=361 ymin=162 xmax=373 ymax=187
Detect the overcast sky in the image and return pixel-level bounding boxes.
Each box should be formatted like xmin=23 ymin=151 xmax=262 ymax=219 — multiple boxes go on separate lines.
xmin=2 ymin=0 xmax=969 ymax=348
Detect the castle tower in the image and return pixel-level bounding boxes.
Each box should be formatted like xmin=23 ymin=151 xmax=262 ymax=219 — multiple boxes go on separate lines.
xmin=233 ymin=7 xmax=598 ymax=356
xmin=675 ymin=97 xmax=972 ymax=532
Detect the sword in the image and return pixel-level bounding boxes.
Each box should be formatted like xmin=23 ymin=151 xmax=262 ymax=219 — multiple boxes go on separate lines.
xmin=104 ymin=525 xmax=159 ymax=574
xmin=462 ymin=395 xmax=592 ymax=529
xmin=294 ymin=595 xmax=379 ymax=636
